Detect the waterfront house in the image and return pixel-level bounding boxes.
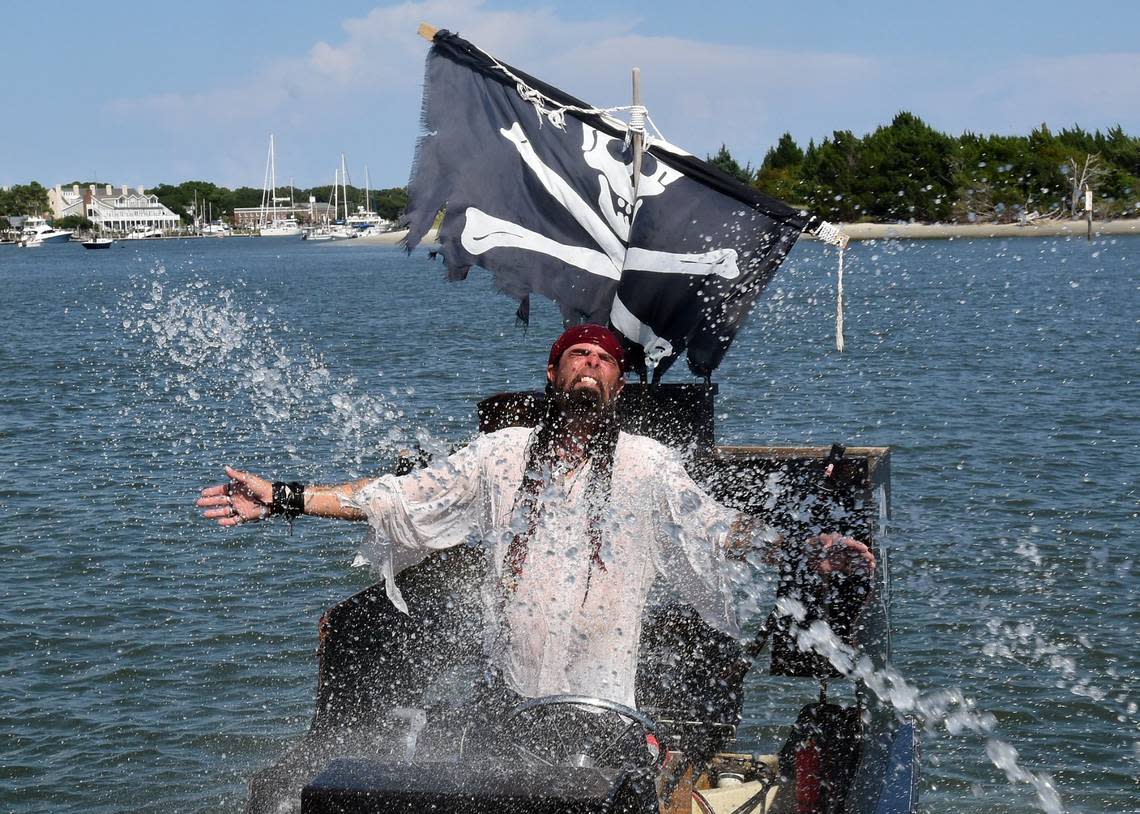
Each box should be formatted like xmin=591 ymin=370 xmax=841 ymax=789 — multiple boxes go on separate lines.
xmin=49 ymin=184 xmax=181 ymax=236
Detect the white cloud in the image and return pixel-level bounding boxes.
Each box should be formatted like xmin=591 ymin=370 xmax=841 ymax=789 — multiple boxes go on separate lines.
xmin=100 ymin=1 xmax=1140 ymax=187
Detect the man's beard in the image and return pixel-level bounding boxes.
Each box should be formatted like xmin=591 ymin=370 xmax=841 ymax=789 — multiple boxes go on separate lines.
xmin=550 ymin=382 xmax=616 ymax=419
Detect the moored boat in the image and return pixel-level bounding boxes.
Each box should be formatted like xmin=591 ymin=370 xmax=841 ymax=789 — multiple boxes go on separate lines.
xmin=201 ymin=222 xmax=231 ymax=237
xmin=82 ymin=237 xmax=114 ymax=249
xmin=19 ymin=216 xmax=73 ymax=245
xmin=259 ymin=218 xmax=303 ymax=237
xmin=257 ymin=134 xmax=303 ymax=238
xmin=124 ymin=226 xmax=163 ymax=240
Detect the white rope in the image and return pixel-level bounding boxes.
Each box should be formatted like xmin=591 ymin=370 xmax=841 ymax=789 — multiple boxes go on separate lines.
xmin=628 ymin=104 xmax=647 ymax=134
xmin=470 ymin=41 xmax=617 ymax=130
xmin=467 ymin=40 xmax=667 ymax=141
xmin=836 ymin=243 xmax=845 ymax=352
xmin=812 ymin=219 xmax=847 ymax=248
xmin=808 ymin=220 xmax=849 ymax=352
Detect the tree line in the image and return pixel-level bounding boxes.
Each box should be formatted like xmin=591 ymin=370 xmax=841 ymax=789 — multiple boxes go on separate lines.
xmin=0 ymin=182 xmax=51 ymax=222
xmin=7 ymin=116 xmax=1140 ymax=227
xmin=710 ymin=113 xmax=1140 ymax=223
xmin=0 ymin=179 xmax=408 ymax=226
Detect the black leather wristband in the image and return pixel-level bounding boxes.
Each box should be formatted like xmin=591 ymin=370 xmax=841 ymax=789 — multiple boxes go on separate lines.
xmin=271 ymin=481 xmax=306 ymax=518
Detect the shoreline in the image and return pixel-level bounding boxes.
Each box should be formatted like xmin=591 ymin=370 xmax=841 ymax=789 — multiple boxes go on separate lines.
xmin=347 ymin=218 xmax=1140 ymax=247
xmin=811 ymin=217 xmax=1140 ymax=241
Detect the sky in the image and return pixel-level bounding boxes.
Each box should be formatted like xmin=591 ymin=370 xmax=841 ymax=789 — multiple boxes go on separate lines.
xmin=3 ymin=0 xmax=1139 ymax=191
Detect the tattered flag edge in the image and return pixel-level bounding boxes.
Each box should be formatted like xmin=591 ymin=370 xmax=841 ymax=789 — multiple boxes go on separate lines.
xmin=402 ymin=29 xmax=815 ymax=252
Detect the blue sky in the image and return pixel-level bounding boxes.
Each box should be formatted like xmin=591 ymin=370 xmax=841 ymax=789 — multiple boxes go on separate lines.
xmin=3 ymin=0 xmax=1139 ymax=190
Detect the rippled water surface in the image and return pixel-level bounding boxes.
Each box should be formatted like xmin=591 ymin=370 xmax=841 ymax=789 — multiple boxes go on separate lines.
xmin=0 ymin=236 xmax=1135 ymax=812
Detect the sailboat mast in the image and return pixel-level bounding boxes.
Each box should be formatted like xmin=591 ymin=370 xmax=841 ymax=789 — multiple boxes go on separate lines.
xmin=270 ymin=134 xmax=278 ymax=224
xmin=630 ymin=69 xmax=643 ymax=198
xmin=340 ymin=153 xmax=350 ymax=223
xmin=261 ymin=134 xmax=274 ymax=228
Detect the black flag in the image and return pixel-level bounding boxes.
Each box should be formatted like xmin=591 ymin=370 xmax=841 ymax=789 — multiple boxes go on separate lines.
xmin=404 ymin=30 xmax=815 ymax=378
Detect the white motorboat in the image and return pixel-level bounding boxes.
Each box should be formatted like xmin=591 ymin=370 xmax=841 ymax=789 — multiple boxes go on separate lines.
xmin=200 ymin=223 xmax=231 ymax=237
xmin=301 ymin=158 xmax=360 ymax=243
xmin=82 ymin=237 xmax=114 ymax=250
xmin=302 ymin=225 xmax=356 ymax=242
xmin=124 ymin=226 xmax=164 ymax=240
xmin=19 ymin=216 xmax=73 ymax=245
xmin=259 ymin=218 xmax=303 ymax=237
xmin=345 ymin=165 xmax=396 ymax=235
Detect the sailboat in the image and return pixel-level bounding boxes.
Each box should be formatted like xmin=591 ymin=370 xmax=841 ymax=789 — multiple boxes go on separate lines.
xmin=345 ymin=165 xmax=392 ymax=234
xmin=302 ymin=158 xmax=357 ymax=242
xmin=258 ymin=134 xmax=302 ymax=238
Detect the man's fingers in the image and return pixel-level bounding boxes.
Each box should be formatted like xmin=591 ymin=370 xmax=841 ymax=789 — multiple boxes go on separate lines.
xmin=812 ymin=534 xmax=876 ymax=575
xmin=199 ymin=484 xmax=228 ymax=498
xmin=196 ymin=495 xmax=231 ymax=507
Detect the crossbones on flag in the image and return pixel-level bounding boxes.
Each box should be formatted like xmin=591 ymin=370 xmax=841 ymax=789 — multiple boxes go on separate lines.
xmin=403 ymin=29 xmax=826 ymax=379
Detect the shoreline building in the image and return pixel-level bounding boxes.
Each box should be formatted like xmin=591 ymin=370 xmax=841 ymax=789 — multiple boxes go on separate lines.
xmin=231 ymin=201 xmax=332 ymax=230
xmin=49 ymin=184 xmax=181 ymax=235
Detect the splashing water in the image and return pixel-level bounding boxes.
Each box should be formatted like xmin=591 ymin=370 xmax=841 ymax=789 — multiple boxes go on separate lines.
xmin=3 ymin=237 xmax=1130 ymax=812
xmin=112 ymin=264 xmax=431 ymax=473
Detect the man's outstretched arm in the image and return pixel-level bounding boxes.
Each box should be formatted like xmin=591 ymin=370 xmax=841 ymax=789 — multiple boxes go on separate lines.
xmin=196 ymin=466 xmax=371 ymax=526
xmin=726 ymin=514 xmax=875 ymax=577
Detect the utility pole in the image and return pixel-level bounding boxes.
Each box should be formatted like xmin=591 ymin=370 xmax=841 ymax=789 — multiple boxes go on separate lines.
xmin=1084 ymin=184 xmax=1093 ymax=242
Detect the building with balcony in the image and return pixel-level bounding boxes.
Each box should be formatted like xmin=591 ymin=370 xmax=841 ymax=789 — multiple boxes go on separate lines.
xmin=49 ymin=184 xmax=181 ymax=235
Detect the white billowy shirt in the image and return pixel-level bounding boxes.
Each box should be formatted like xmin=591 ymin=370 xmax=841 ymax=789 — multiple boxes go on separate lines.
xmin=344 ymin=426 xmax=776 ymax=707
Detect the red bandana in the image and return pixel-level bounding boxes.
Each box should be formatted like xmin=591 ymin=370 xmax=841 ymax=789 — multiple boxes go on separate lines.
xmin=547 ymin=324 xmax=625 ymax=369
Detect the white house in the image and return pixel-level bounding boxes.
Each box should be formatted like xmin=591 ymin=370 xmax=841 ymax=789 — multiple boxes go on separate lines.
xmin=49 ymin=184 xmax=181 ymax=235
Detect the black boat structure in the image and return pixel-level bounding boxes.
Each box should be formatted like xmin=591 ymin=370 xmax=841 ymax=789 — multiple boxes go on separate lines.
xmin=245 ymin=25 xmax=919 ymax=814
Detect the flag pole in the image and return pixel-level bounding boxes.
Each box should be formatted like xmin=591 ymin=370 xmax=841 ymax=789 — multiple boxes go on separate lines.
xmin=631 ymin=68 xmax=643 ymax=198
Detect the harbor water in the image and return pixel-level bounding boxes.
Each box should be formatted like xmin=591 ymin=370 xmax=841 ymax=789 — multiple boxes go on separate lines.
xmin=0 ymin=235 xmax=1135 ymax=812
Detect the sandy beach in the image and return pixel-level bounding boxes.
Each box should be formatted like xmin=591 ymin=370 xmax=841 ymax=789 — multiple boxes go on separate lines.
xmin=348 ymin=218 xmax=1140 ymax=248
xmin=828 ymin=217 xmax=1140 ymax=241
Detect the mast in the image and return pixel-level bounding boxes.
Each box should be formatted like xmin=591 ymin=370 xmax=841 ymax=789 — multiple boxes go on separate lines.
xmin=630 ymin=68 xmax=643 ymax=198
xmin=261 ymin=134 xmax=274 ymax=229
xmin=340 ymin=153 xmax=350 ymax=223
xmin=364 ymin=165 xmax=371 ymax=215
xmin=270 ymin=135 xmax=279 ymax=224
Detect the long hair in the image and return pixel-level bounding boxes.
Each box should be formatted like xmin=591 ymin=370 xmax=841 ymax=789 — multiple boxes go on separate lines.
xmin=502 ymin=390 xmax=621 ymax=601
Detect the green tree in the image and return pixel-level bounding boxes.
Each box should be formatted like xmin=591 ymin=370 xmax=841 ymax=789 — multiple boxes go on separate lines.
xmin=857 ymin=112 xmax=955 ymax=221
xmin=800 ymin=130 xmax=863 ymax=221
xmin=0 ymin=182 xmax=50 ymax=217
xmin=372 ymin=187 xmax=408 ymax=221
xmin=55 ymin=215 xmax=94 ymax=231
xmin=707 ymin=144 xmax=755 ymax=184
xmin=755 ymin=133 xmax=805 ymax=204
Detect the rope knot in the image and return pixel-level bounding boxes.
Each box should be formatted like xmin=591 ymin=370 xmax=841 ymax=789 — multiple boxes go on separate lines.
xmin=628 ymin=104 xmax=647 ymax=134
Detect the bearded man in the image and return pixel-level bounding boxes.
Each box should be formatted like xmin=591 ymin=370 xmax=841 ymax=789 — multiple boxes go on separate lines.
xmin=197 ymin=325 xmax=873 ymax=708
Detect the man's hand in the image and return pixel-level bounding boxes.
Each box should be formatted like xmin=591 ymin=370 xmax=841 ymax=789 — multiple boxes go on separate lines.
xmin=807 ymin=532 xmax=875 ymax=576
xmin=196 ymin=466 xmax=272 ymax=527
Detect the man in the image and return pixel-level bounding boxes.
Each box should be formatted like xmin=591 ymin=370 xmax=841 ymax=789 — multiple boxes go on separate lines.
xmin=197 ymin=325 xmax=873 ymax=708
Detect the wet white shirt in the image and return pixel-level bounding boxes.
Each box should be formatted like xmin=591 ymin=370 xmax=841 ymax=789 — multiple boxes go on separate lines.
xmin=345 ymin=427 xmax=775 ymax=707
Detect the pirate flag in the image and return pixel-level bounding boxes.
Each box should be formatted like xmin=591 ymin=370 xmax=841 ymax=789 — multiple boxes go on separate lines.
xmin=404 ymin=29 xmax=823 ymax=379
